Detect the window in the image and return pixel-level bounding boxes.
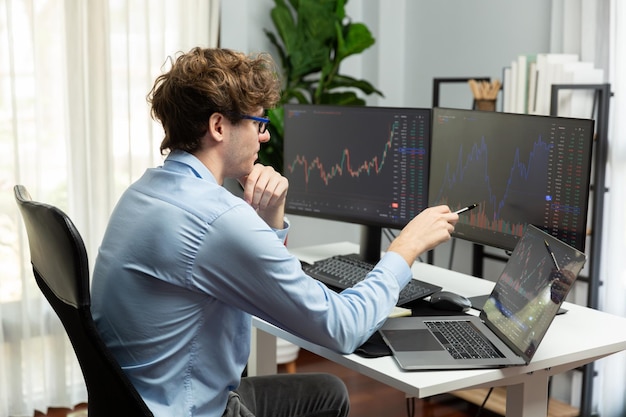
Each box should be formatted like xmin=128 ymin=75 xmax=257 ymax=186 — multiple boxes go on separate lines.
xmin=0 ymin=1 xmax=219 ymax=414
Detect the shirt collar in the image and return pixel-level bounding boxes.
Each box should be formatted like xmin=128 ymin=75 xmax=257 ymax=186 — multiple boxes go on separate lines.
xmin=163 ymin=150 xmax=217 ymax=184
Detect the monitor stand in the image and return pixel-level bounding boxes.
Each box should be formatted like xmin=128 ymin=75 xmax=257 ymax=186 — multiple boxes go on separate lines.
xmin=359 ymin=225 xmax=382 ymax=264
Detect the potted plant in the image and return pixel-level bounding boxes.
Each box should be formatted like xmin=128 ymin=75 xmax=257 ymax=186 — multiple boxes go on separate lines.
xmin=261 ymin=0 xmax=384 ymax=173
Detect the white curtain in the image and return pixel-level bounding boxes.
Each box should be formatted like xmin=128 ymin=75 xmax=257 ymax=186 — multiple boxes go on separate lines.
xmin=551 ymin=0 xmax=626 ymax=415
xmin=596 ymin=1 xmax=626 ymax=415
xmin=0 ymin=1 xmax=219 ymax=415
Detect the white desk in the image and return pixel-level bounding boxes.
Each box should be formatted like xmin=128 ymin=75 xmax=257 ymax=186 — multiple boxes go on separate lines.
xmin=249 ymin=242 xmax=626 ymax=417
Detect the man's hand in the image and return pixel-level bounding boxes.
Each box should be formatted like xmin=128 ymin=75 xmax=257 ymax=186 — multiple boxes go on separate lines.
xmin=239 ymin=164 xmax=289 ymax=229
xmin=387 ymin=205 xmax=458 ymax=266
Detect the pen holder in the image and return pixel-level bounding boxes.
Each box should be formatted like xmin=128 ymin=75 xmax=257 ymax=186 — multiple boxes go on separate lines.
xmin=475 ymin=99 xmax=496 ymax=111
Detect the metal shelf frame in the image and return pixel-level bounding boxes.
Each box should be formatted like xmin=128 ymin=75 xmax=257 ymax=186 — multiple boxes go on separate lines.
xmin=550 ymin=83 xmax=612 ymax=417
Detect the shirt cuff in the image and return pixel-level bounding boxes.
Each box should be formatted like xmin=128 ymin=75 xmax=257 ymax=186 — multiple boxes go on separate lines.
xmin=377 ymin=251 xmax=413 ymax=288
xmin=273 ymin=217 xmax=290 ymax=243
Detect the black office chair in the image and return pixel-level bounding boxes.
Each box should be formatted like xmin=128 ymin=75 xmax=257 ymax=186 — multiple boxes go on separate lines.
xmin=14 ymin=185 xmax=153 ymax=417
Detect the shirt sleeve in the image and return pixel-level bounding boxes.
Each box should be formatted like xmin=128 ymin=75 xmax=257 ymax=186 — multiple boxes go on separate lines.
xmin=192 ymin=203 xmax=413 ymax=354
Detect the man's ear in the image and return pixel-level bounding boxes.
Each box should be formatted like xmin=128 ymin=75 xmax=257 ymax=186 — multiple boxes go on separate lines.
xmin=208 ymin=112 xmax=226 ymax=142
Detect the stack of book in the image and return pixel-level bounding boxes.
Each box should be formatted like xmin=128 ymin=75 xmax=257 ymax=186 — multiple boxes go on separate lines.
xmin=502 ymin=53 xmax=604 ymax=118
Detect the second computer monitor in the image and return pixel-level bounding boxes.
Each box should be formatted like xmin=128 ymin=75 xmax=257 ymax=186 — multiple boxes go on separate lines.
xmin=429 ymin=107 xmax=594 ymax=252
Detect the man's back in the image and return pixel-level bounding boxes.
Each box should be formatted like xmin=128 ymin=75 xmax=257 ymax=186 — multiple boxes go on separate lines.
xmin=92 ymin=153 xmax=252 ymax=416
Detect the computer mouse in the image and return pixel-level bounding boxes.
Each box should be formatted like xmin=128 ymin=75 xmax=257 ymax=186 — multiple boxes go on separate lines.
xmin=429 ymin=291 xmax=472 ymax=313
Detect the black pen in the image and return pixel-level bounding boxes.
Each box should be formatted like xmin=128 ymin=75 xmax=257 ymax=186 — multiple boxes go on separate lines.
xmin=544 ymin=239 xmax=560 ymax=270
xmin=454 ymin=203 xmax=478 ymax=215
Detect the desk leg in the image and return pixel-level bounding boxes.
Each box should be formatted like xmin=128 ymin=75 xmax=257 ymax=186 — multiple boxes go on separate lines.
xmin=248 ymin=327 xmax=278 ymax=376
xmin=506 ymin=375 xmax=549 ymax=417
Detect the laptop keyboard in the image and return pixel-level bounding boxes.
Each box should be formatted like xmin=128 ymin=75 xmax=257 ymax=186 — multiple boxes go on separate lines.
xmin=303 ymin=254 xmax=442 ymax=307
xmin=425 ymin=320 xmax=504 ymax=359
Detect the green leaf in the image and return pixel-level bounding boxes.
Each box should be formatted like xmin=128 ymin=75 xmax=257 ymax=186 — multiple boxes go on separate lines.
xmin=297 ymin=0 xmax=337 ymax=44
xmin=286 ymin=1 xmax=338 ymax=80
xmin=336 ymin=22 xmax=375 ymax=61
xmin=270 ymin=1 xmax=297 ymax=53
xmin=326 ymin=74 xmax=384 ymax=97
xmin=334 ymin=0 xmax=347 ymax=20
xmin=267 ymin=107 xmax=285 ymax=138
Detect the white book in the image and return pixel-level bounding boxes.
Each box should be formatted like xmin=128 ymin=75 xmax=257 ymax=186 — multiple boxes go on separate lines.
xmin=533 ymin=53 xmax=579 ymax=115
xmin=515 ymin=55 xmax=527 ymax=114
xmin=562 ymin=62 xmax=604 ymax=118
xmin=527 ymin=61 xmax=538 ymax=114
xmin=502 ymin=67 xmax=512 ymax=113
xmin=509 ymin=60 xmax=518 ymax=113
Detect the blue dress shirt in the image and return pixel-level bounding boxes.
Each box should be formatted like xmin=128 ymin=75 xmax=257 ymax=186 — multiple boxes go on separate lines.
xmin=91 ymin=150 xmax=412 ymax=417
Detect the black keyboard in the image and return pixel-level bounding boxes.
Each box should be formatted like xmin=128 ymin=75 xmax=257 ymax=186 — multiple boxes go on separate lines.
xmin=425 ymin=320 xmax=504 ymax=359
xmin=302 ymin=254 xmax=442 ymax=307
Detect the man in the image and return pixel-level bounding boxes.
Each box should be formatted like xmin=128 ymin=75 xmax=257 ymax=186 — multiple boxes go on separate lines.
xmin=91 ymin=47 xmax=458 ymax=417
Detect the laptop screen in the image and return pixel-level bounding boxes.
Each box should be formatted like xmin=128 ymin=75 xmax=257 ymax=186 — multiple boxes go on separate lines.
xmin=481 ymin=225 xmax=586 ymax=362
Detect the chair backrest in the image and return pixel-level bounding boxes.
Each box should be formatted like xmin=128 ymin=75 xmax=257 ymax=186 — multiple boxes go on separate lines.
xmin=14 ymin=185 xmax=153 ymax=417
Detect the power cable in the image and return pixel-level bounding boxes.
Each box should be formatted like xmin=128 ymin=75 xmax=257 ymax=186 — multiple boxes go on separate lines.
xmin=474 ymin=387 xmax=494 ymax=417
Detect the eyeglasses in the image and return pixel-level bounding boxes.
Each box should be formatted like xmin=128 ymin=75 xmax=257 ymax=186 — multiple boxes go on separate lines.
xmin=240 ymin=114 xmax=270 ymax=134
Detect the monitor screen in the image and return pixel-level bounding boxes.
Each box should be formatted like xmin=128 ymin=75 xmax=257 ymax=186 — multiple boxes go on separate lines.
xmin=428 ymin=107 xmax=594 ymax=252
xmin=284 ymin=104 xmax=431 ymax=260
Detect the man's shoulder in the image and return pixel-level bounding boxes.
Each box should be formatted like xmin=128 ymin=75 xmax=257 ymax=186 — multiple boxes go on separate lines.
xmin=130 ymin=169 xmax=247 ymax=223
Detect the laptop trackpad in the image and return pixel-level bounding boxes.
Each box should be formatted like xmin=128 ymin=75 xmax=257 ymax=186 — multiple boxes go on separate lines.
xmin=381 ymin=329 xmax=444 ymax=352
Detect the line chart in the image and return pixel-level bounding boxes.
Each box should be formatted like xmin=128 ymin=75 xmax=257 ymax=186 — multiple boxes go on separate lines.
xmin=287 ymin=121 xmax=397 ymax=187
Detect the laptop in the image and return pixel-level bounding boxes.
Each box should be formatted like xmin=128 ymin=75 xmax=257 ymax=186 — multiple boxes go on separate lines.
xmin=379 ymin=224 xmax=586 ymax=370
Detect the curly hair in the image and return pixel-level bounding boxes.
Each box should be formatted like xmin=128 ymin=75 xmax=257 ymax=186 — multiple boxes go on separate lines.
xmin=147 ymin=47 xmax=281 ymax=154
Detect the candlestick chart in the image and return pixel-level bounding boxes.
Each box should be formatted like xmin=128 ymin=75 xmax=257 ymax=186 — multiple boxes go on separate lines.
xmin=431 ymin=135 xmax=551 ymax=239
xmin=429 ymin=108 xmax=593 ymax=251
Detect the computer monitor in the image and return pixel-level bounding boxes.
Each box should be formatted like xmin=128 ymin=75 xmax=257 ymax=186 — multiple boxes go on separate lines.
xmin=283 ymin=104 xmax=431 ymax=262
xmin=428 ymin=107 xmax=594 ymax=252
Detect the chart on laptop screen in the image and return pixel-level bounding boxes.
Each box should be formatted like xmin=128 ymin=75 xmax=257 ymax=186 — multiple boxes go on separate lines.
xmin=483 ymin=225 xmax=586 ymax=359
